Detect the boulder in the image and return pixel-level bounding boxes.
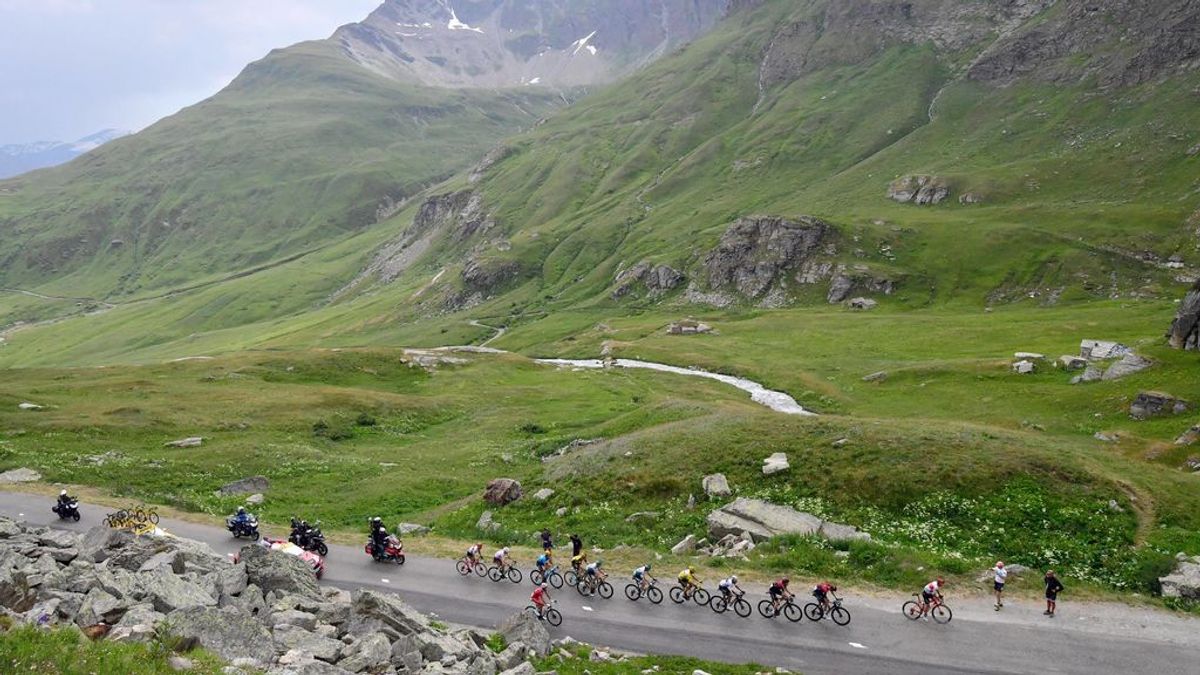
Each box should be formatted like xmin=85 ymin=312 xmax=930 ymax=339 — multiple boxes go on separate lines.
xmin=75 ymin=586 xmax=128 ymax=626
xmin=862 ymin=371 xmax=888 ymax=383
xmin=1070 ymin=365 xmax=1103 ymax=384
xmin=37 ymin=529 xmax=77 ymax=549
xmin=271 ymin=656 xmax=355 ymax=674
xmin=1130 ymin=391 xmax=1192 ymax=420
xmin=476 ymin=511 xmax=499 ymax=531
xmin=531 ymin=488 xmax=555 ymax=502
xmin=18 ymin=402 xmax=44 ymax=411
xmin=239 ymin=544 xmax=322 ymax=601
xmin=273 ymin=624 xmax=343 ymax=662
xmin=1101 ymin=353 xmax=1152 ymax=380
xmin=140 ymin=566 xmax=216 ymax=613
xmin=707 ymin=498 xmax=832 ymax=543
xmin=1012 ymin=360 xmax=1035 ymax=374
xmin=817 ymin=521 xmax=871 ymax=542
xmin=165 ymin=437 xmax=204 ymax=448
xmin=701 ymin=215 xmax=831 ymax=300
xmin=1176 ymin=425 xmax=1200 ymax=446
xmin=0 ymin=519 xmax=21 ymax=539
xmin=1058 ymin=355 xmax=1088 ymax=370
xmin=218 ymin=476 xmax=269 ymax=496
xmin=500 ymin=664 xmax=536 ymax=675
xmin=347 ymin=589 xmax=429 ymax=640
xmin=271 ymin=609 xmax=319 ymax=631
xmin=395 ymin=523 xmax=430 ymax=536
xmin=1080 ymin=340 xmax=1130 ymax=360
xmin=497 ymin=611 xmax=550 ymax=658
xmin=166 ymin=605 xmax=273 ymax=666
xmin=1167 ymin=279 xmax=1200 ymax=350
xmin=1159 ymin=556 xmax=1200 ymax=599
xmin=76 ymin=526 xmax=134 ymax=563
xmin=0 ymin=566 xmax=35 ymax=612
xmin=670 ymin=535 xmax=697 ymax=555
xmin=483 ymin=478 xmax=522 ymax=506
xmin=115 ymin=603 xmax=165 ymax=630
xmin=0 ymin=468 xmax=41 ymax=483
xmin=611 ymin=261 xmax=686 ymax=300
xmin=762 ymin=452 xmax=790 ymax=476
xmin=701 ymin=474 xmax=731 ymax=497
xmin=888 ymin=175 xmax=950 ymax=205
xmin=337 ymin=633 xmax=391 ymax=673
xmin=847 ymin=297 xmax=877 ymax=310
xmin=246 ymin=494 xmax=265 ymax=506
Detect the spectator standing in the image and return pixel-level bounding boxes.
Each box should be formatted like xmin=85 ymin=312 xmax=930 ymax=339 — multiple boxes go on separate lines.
xmin=1044 ymin=570 xmax=1064 ymax=617
xmin=993 ymin=561 xmax=1008 ymax=610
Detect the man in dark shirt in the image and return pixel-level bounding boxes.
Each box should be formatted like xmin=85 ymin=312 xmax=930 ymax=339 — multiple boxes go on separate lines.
xmin=570 ymin=534 xmax=582 ymax=557
xmin=1044 ymin=570 xmax=1064 ymax=617
xmin=540 ymin=528 xmax=553 ymax=553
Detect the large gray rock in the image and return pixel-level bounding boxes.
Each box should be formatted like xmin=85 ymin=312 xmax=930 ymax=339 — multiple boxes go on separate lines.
xmin=218 ymin=476 xmax=269 ymax=496
xmin=1101 ymin=353 xmax=1152 ymax=380
xmin=1070 ymin=364 xmax=1104 ymax=384
xmin=270 ymin=657 xmax=354 ymax=675
xmin=36 ymin=529 xmax=77 ymax=549
xmin=167 ymin=605 xmax=273 ymax=666
xmin=75 ymin=586 xmax=127 ymax=627
xmin=1130 ymin=391 xmax=1192 ymax=420
xmin=0 ymin=518 xmax=22 ymax=539
xmin=76 ymin=526 xmax=134 ymax=563
xmin=1168 ymin=279 xmax=1200 ymax=350
xmin=273 ymin=624 xmax=343 ymax=662
xmin=701 ymin=474 xmax=731 ymax=497
xmin=497 ymin=612 xmax=550 ymax=658
xmin=346 ymin=589 xmax=429 ymax=640
xmin=0 ymin=566 xmax=36 ymax=612
xmin=818 ymin=521 xmax=872 ymax=542
xmin=0 ymin=468 xmax=41 ymax=483
xmin=701 ymin=215 xmax=831 ymax=300
xmin=708 ymin=498 xmax=868 ymax=544
xmin=240 ymin=544 xmax=322 ymax=600
xmin=611 ymin=261 xmax=686 ymax=300
xmin=761 ymin=452 xmax=790 ymax=476
xmin=670 ymin=534 xmax=697 ymax=555
xmin=483 ymin=478 xmax=523 ymax=506
xmin=888 ymin=175 xmax=950 ymax=205
xmin=140 ymin=566 xmax=216 ymax=613
xmin=337 ymin=633 xmax=391 ymax=673
xmin=1160 ymin=556 xmax=1200 ymax=599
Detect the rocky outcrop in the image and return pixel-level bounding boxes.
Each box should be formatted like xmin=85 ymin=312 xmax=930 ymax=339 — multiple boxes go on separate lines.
xmin=700 ymin=215 xmax=832 ymax=301
xmin=461 ymin=255 xmax=520 ymax=295
xmin=483 ymin=478 xmax=522 ymax=506
xmin=702 ymin=473 xmax=731 ymax=497
xmin=0 ymin=468 xmax=41 ymax=483
xmin=0 ymin=517 xmax=545 ymax=674
xmin=239 ymin=543 xmax=323 ymax=601
xmin=611 ymin=261 xmax=685 ymax=300
xmin=218 ymin=476 xmax=269 ymax=496
xmin=1168 ymin=279 xmax=1200 ymax=350
xmin=1160 ymin=555 xmax=1200 ymax=599
xmin=1130 ymin=391 xmax=1192 ymax=420
xmin=888 ymin=175 xmax=950 ymax=205
xmin=706 ymin=498 xmax=869 ymax=543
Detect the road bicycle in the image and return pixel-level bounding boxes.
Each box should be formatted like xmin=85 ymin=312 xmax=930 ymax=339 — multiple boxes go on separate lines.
xmin=487 ymin=562 xmax=524 ymax=584
xmin=524 ymin=600 xmax=562 ymax=627
xmin=531 ymin=565 xmax=565 ymax=589
xmin=669 ymin=581 xmax=710 ymax=606
xmin=709 ymin=590 xmax=752 ymax=618
xmin=804 ymin=594 xmax=851 ymax=626
xmin=456 ymin=557 xmax=487 ymax=577
xmin=757 ymin=593 xmax=803 ymax=622
xmin=624 ymin=578 xmax=664 ymax=604
xmin=902 ymin=593 xmax=952 ymax=624
xmin=575 ymin=574 xmax=613 ymax=599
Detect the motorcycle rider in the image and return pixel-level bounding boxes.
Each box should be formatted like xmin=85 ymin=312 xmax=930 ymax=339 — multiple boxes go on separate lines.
xmin=369 ymin=516 xmax=388 ymax=556
xmin=56 ymin=489 xmax=76 ymax=510
xmin=229 ymin=506 xmax=255 ymax=533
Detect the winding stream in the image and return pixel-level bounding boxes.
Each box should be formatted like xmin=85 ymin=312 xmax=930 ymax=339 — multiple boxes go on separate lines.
xmin=536 ymin=358 xmax=813 ymax=416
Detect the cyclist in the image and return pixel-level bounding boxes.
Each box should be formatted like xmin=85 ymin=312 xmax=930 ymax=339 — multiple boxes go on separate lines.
xmin=570 ymin=551 xmax=588 ymax=576
xmin=531 ymin=582 xmax=551 ymax=619
xmin=632 ymin=563 xmax=654 ymax=593
xmin=718 ymin=574 xmax=743 ymax=603
xmin=812 ymin=581 xmax=837 ymax=613
xmin=677 ymin=566 xmax=702 ymax=599
xmin=920 ymin=577 xmax=945 ymax=620
xmin=768 ymin=577 xmax=793 ymax=613
xmin=465 ymin=542 xmax=484 ymax=565
xmin=535 ymin=551 xmax=552 ymax=576
xmin=493 ymin=546 xmax=513 ymax=573
xmin=583 ymin=560 xmax=606 ymax=595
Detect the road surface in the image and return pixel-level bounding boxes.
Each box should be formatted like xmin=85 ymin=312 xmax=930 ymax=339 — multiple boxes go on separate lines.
xmin=2 ymin=493 xmax=1194 ymax=675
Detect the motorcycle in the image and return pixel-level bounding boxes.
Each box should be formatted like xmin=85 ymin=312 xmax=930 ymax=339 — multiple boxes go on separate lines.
xmin=290 ymin=520 xmax=328 ymax=556
xmin=226 ymin=516 xmax=260 ymax=540
xmin=51 ymin=500 xmax=81 ymax=522
xmin=365 ymin=535 xmax=405 ymax=565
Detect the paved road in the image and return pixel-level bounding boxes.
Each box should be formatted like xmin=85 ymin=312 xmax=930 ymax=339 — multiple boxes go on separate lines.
xmin=3 ymin=493 xmax=1193 ymax=675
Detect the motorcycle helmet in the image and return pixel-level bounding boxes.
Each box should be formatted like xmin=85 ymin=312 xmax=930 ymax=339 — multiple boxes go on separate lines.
xmin=237 ymin=506 xmax=245 ymax=514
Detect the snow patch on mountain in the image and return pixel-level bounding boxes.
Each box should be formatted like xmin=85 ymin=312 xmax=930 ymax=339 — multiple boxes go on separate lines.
xmin=571 ymin=31 xmax=598 ymax=56
xmin=447 ymin=7 xmax=483 ymax=34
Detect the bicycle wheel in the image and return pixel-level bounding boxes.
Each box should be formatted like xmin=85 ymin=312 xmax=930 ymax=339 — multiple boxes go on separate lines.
xmin=456 ymin=560 xmax=470 ymax=576
xmin=647 ymin=586 xmax=663 ymax=604
xmin=804 ymin=603 xmax=823 ymax=622
xmin=733 ymin=598 xmax=751 ymax=618
xmin=545 ymin=608 xmax=562 ymax=627
xmin=474 ymin=562 xmax=487 ymax=577
xmin=548 ymin=572 xmax=564 ymax=589
xmin=669 ymin=586 xmax=684 ymax=604
xmin=102 ymin=516 xmax=111 ymax=528
xmin=149 ymin=511 xmax=160 ymax=525
xmin=576 ymin=580 xmax=592 ymax=597
xmin=758 ymin=599 xmax=776 ymax=618
xmin=508 ymin=567 xmax=523 ymax=584
xmin=133 ymin=509 xmax=146 ymax=523
xmin=931 ymin=604 xmax=952 ymax=624
xmin=902 ymin=600 xmax=923 ymax=621
xmin=487 ymin=566 xmax=502 ymax=582
xmin=709 ymin=596 xmax=727 ymax=613
xmin=625 ymin=584 xmax=641 ymax=601
xmin=830 ymin=606 xmax=851 ymax=626
xmin=530 ymin=570 xmax=544 ymax=585
xmin=783 ymin=602 xmax=803 ymax=622
xmin=114 ymin=509 xmax=129 ymax=522
xmin=564 ymin=570 xmax=578 ymax=586
xmin=597 ymin=582 xmax=613 ymax=599
xmin=693 ymin=588 xmax=710 ymax=606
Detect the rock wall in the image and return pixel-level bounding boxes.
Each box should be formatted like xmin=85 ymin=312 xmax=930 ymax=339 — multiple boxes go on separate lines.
xmin=1168 ymin=279 xmax=1200 ymax=350
xmin=0 ymin=518 xmax=541 ymax=674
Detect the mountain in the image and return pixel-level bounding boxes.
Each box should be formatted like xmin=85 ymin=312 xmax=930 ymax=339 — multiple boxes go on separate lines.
xmin=2 ymin=0 xmax=1200 ymax=366
xmin=0 ymin=129 xmax=128 ymax=179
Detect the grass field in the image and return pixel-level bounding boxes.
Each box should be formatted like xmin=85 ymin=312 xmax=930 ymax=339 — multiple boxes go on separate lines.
xmin=0 ymin=622 xmax=224 ymax=675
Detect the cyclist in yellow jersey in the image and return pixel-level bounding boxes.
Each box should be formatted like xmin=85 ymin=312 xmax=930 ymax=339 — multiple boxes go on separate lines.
xmin=677 ymin=566 xmax=701 ymax=598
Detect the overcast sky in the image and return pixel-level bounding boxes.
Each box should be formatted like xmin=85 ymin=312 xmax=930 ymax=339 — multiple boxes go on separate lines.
xmin=0 ymin=0 xmax=382 ymax=144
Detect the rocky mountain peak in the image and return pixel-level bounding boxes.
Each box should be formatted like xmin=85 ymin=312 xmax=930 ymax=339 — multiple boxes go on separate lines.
xmin=334 ymin=0 xmax=731 ymax=88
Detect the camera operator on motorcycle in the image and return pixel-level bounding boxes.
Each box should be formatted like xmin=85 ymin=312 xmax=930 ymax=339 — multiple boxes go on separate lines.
xmin=52 ymin=490 xmax=80 ymax=520
xmin=227 ymin=506 xmax=258 ymax=538
xmin=56 ymin=489 xmax=76 ymax=511
xmin=370 ymin=516 xmax=388 ymax=554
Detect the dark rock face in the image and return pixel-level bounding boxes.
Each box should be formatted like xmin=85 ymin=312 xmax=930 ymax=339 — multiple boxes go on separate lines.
xmin=1130 ymin=391 xmax=1192 ymax=420
xmin=1168 ymin=280 xmax=1200 ymax=350
xmin=612 ymin=261 xmax=685 ymax=300
xmin=412 ymin=191 xmax=493 ymax=242
xmin=483 ymin=478 xmax=523 ymax=506
xmin=969 ymin=0 xmax=1200 ymax=88
xmin=703 ymin=216 xmax=832 ymax=299
xmin=888 ymin=175 xmax=950 ymax=205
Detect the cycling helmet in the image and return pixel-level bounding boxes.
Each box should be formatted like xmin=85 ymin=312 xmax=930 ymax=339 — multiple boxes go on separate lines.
xmin=476 ymin=542 xmax=483 ymax=549
xmin=540 ymin=582 xmax=548 ymax=589
xmin=645 ymin=564 xmax=652 ymax=571
xmin=730 ymin=575 xmax=738 ymax=583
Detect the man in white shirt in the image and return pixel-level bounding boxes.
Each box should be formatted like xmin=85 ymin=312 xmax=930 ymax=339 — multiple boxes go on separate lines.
xmin=993 ymin=561 xmax=1008 ymax=610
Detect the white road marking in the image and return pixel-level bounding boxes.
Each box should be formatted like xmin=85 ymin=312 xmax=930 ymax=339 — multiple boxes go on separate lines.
xmin=381 ymin=578 xmax=390 ymax=583
xmin=849 ymin=642 xmax=867 ymax=650
xmin=581 ymin=606 xmax=594 ymax=612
